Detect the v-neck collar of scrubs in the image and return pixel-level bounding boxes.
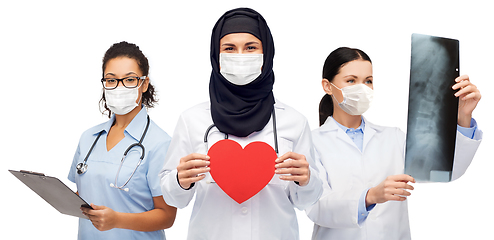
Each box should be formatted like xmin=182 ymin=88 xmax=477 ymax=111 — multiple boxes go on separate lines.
xmin=90 ymin=106 xmax=149 ymax=142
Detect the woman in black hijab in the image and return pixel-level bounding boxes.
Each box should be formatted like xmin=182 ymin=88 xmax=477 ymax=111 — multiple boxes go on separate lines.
xmin=160 ymin=8 xmax=322 ymax=239
xmin=209 ymin=8 xmax=275 ymax=137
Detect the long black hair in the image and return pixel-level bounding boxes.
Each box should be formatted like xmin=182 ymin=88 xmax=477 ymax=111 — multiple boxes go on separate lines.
xmin=99 ymin=41 xmax=158 ymax=118
xmin=319 ymin=47 xmax=372 ymax=126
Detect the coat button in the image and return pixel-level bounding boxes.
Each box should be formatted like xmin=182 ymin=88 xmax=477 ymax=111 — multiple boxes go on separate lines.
xmin=241 ymin=207 xmax=248 ymax=214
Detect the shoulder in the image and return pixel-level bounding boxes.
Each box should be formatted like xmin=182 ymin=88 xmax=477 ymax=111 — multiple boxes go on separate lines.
xmin=79 ymin=121 xmax=107 ymax=140
xmin=74 ymin=121 xmax=109 ymax=152
xmin=274 ymin=100 xmax=311 ymax=141
xmin=172 ymin=102 xmax=213 ymax=137
xmin=365 ymin=119 xmax=405 ymax=138
xmin=178 ymin=101 xmax=212 ymax=126
xmin=275 ymin=100 xmax=308 ymax=124
xmin=149 ymin=119 xmax=172 ymax=143
xmin=180 ymin=101 xmax=210 ymax=119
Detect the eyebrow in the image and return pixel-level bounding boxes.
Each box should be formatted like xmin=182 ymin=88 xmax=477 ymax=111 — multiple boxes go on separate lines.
xmin=104 ymin=72 xmax=139 ymax=77
xmin=221 ymin=41 xmax=261 ymax=47
xmin=343 ymin=75 xmax=373 ymax=78
xmin=221 ymin=43 xmax=235 ymax=47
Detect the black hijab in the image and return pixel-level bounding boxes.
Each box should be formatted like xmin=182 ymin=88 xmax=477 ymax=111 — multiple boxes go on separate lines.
xmin=209 ymin=8 xmax=275 ymax=137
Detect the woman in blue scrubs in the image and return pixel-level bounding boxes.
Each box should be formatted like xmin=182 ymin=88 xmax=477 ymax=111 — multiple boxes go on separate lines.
xmin=68 ymin=41 xmax=176 ymax=239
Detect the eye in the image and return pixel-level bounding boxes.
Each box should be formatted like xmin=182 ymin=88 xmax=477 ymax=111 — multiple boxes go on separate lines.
xmin=124 ymin=77 xmax=138 ymax=83
xmin=105 ymin=78 xmax=117 ymax=84
xmin=347 ymin=79 xmax=355 ymax=83
xmin=365 ymin=79 xmax=373 ymax=84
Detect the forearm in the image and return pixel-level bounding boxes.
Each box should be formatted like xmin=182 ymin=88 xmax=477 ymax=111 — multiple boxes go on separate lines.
xmin=457 ymin=113 xmax=472 ymax=128
xmin=115 ymin=207 xmax=176 ymax=232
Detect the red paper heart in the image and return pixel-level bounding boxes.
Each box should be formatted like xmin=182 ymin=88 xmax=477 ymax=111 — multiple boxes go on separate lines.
xmin=208 ymin=139 xmax=277 ymax=204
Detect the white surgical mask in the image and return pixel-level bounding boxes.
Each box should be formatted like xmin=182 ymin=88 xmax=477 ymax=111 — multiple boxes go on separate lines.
xmin=330 ymin=83 xmax=374 ymax=115
xmin=219 ymin=53 xmax=263 ymax=85
xmin=105 ymin=83 xmax=143 ymax=115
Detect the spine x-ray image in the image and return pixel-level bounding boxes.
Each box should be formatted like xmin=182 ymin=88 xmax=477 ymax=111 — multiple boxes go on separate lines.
xmin=404 ymin=33 xmax=459 ymax=182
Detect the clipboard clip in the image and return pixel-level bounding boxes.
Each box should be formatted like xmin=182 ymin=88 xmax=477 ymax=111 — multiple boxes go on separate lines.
xmin=20 ymin=170 xmax=45 ymax=176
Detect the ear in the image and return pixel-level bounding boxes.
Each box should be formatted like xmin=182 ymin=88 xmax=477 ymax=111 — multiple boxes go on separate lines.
xmin=141 ymin=77 xmax=150 ymax=93
xmin=322 ymin=78 xmax=333 ymax=95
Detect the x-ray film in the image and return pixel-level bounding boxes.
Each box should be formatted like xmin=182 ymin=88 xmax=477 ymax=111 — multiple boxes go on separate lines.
xmin=404 ymin=33 xmax=459 ymax=182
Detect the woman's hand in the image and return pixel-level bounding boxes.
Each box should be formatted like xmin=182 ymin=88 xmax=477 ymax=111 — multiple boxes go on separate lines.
xmin=453 ymin=75 xmax=481 ymax=128
xmin=81 ymin=197 xmax=176 ymax=232
xmin=81 ymin=204 xmax=119 ymax=231
xmin=366 ymin=174 xmax=415 ymax=207
xmin=275 ymin=152 xmax=311 ymax=186
xmin=177 ymin=153 xmax=210 ymax=189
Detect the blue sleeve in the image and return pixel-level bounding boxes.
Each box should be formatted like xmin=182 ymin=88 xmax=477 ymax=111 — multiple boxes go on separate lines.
xmin=147 ymin=132 xmax=172 ymax=197
xmin=68 ymin=140 xmax=81 ymax=183
xmin=457 ymin=118 xmax=478 ymax=140
xmin=358 ymin=188 xmax=376 ymax=225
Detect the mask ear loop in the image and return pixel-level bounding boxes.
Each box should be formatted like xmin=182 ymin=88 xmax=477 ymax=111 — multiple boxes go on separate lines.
xmin=329 ymin=82 xmax=343 ymax=105
xmin=136 ymin=78 xmax=146 ymax=106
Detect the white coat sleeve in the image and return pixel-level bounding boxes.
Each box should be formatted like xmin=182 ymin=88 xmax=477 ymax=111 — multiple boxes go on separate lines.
xmin=159 ymin=114 xmax=196 ymax=208
xmin=305 ymin=147 xmax=361 ymax=229
xmin=288 ymin=120 xmax=323 ymax=210
xmin=451 ymin=122 xmax=483 ymax=181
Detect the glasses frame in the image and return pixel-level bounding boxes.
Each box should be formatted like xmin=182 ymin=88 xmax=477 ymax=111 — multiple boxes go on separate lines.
xmin=101 ymin=76 xmax=147 ymax=90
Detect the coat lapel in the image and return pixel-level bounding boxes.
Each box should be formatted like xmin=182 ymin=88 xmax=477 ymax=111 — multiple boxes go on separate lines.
xmin=362 ymin=116 xmax=385 ymax=152
xmin=321 ymin=117 xmax=361 ymax=151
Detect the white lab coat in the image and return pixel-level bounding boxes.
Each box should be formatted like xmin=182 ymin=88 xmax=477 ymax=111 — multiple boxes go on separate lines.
xmin=160 ymin=101 xmax=323 ymax=240
xmin=306 ymin=117 xmax=482 ymax=240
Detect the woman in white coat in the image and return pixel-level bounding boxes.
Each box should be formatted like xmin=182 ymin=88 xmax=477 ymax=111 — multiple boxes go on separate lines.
xmin=160 ymin=8 xmax=322 ymax=240
xmin=306 ymin=47 xmax=482 ymax=239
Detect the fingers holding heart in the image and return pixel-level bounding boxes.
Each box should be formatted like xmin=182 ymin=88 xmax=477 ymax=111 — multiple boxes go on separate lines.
xmin=275 ymin=152 xmax=310 ymax=186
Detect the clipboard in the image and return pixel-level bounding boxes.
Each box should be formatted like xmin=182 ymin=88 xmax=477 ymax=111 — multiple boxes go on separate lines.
xmin=9 ymin=170 xmax=92 ymax=219
xmin=404 ymin=33 xmax=459 ymax=182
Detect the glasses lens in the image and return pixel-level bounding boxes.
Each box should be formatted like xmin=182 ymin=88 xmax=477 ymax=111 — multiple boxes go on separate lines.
xmin=123 ymin=77 xmax=139 ymax=88
xmin=103 ymin=78 xmax=118 ymax=89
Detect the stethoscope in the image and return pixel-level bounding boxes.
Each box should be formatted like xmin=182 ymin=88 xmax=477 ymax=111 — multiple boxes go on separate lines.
xmin=204 ymin=109 xmax=279 ymax=156
xmin=76 ymin=115 xmax=150 ymax=192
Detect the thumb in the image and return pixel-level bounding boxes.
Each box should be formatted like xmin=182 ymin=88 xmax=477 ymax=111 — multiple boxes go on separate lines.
xmin=90 ymin=203 xmax=105 ymax=210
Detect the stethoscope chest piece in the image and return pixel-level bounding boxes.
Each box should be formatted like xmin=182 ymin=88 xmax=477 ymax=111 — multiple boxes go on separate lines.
xmin=76 ymin=162 xmax=88 ymax=175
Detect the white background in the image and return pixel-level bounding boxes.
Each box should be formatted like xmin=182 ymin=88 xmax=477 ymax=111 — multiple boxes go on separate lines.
xmin=1 ymin=0 xmax=492 ymax=239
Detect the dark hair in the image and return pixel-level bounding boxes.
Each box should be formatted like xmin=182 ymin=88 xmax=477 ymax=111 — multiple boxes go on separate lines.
xmin=99 ymin=41 xmax=157 ymax=117
xmin=319 ymin=47 xmax=372 ymax=125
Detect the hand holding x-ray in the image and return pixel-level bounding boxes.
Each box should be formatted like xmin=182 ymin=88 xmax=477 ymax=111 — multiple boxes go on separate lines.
xmin=453 ymin=75 xmax=481 ymax=128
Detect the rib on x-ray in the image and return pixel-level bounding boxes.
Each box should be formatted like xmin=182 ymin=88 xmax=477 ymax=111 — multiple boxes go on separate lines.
xmin=404 ymin=33 xmax=459 ymax=182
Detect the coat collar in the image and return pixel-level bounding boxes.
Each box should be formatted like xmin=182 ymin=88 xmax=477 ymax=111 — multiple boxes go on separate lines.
xmin=319 ymin=116 xmax=386 ymax=152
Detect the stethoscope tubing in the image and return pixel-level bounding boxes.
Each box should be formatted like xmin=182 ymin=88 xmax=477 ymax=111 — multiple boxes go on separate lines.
xmin=77 ymin=115 xmax=151 ymax=192
xmin=204 ymin=108 xmax=279 ymax=155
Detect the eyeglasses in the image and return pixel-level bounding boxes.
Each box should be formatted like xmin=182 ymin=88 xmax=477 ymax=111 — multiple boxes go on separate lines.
xmin=101 ymin=76 xmax=146 ymax=90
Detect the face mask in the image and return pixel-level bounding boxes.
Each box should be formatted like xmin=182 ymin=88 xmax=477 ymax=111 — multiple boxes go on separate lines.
xmin=330 ymin=83 xmax=374 ymax=115
xmin=105 ymin=82 xmax=143 ymax=115
xmin=219 ymin=53 xmax=263 ymax=85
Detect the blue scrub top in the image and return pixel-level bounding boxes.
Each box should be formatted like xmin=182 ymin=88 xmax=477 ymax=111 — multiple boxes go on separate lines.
xmin=68 ymin=107 xmax=171 ymax=240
